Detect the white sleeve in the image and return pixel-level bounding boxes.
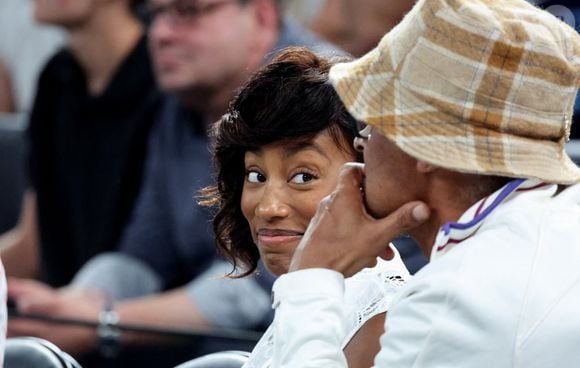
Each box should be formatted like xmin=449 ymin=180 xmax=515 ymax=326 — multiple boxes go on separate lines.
xmin=373 ymin=285 xmax=444 ymax=367
xmin=271 ymin=269 xmax=348 ymax=368
xmin=373 ymin=258 xmax=458 ymax=368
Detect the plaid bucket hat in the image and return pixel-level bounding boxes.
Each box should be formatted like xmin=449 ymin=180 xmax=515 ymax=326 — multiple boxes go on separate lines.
xmin=329 ymin=0 xmax=580 ymax=184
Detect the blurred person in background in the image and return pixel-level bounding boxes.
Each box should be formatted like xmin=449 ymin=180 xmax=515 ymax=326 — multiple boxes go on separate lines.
xmin=7 ymin=0 xmax=341 ymax=367
xmin=1 ymin=2 xmax=152 ymax=366
xmin=285 ymin=0 xmax=416 ymax=57
xmin=0 ymin=0 xmax=65 ymax=113
xmin=0 ymin=0 xmax=159 ymax=288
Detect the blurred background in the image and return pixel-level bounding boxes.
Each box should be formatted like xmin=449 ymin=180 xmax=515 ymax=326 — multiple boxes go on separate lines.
xmin=0 ymin=0 xmax=578 ymax=367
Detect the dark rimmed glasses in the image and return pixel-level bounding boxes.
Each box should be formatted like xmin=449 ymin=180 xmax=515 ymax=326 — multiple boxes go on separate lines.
xmin=147 ymin=0 xmax=242 ymax=25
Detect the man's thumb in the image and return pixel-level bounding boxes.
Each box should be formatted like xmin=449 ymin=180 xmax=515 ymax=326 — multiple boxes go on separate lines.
xmin=376 ymin=201 xmax=430 ymax=239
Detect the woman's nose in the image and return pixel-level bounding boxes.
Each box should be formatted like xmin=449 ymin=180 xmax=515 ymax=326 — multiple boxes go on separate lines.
xmin=255 ymin=186 xmax=290 ymax=220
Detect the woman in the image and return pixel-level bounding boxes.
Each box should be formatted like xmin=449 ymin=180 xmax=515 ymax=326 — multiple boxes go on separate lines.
xmin=204 ymin=47 xmax=410 ymax=368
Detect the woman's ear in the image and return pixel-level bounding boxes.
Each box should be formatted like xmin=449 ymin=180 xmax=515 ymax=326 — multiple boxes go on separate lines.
xmin=416 ymin=160 xmax=436 ymax=173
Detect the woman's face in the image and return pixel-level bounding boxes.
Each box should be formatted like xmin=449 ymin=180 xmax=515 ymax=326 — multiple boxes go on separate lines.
xmin=241 ymin=130 xmax=355 ymax=276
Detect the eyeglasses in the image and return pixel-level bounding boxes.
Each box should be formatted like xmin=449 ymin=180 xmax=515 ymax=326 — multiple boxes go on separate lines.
xmin=147 ymin=0 xmax=241 ymax=25
xmin=345 ymin=118 xmax=367 ymax=139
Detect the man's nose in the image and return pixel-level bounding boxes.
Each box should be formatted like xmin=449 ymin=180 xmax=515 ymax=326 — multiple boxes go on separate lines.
xmin=149 ymin=14 xmax=178 ymax=43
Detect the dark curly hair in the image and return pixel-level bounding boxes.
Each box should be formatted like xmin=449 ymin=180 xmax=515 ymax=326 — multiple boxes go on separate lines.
xmin=202 ymin=47 xmax=361 ymax=277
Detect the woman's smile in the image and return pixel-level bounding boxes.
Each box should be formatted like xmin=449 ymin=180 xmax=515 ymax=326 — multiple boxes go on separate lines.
xmin=256 ymin=228 xmax=304 ymax=248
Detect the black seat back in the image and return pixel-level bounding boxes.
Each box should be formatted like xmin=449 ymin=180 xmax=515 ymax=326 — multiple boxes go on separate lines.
xmin=5 ymin=336 xmax=82 ymax=368
xmin=0 ymin=113 xmax=26 ymax=233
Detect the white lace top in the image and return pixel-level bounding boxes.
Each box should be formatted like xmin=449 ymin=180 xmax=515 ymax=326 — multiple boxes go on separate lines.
xmin=243 ymin=246 xmax=410 ymax=368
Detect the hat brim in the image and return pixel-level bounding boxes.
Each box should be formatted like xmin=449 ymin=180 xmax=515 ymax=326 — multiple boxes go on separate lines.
xmin=329 ymin=25 xmax=580 ymax=185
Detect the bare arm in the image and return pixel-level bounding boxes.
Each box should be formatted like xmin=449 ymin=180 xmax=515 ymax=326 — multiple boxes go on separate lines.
xmin=344 ymin=313 xmax=385 ymax=368
xmin=115 ymin=287 xmax=212 ymax=345
xmin=1 ymin=190 xmax=40 ymax=278
xmin=0 ymin=60 xmax=16 ymax=113
xmin=8 ymin=281 xmax=211 ymax=357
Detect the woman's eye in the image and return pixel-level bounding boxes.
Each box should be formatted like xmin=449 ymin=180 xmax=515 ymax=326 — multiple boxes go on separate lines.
xmin=246 ymin=170 xmax=265 ymax=183
xmin=291 ymin=172 xmax=316 ymax=184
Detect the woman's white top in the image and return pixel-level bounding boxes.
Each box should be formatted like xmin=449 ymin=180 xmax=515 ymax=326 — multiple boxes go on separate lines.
xmin=243 ymin=246 xmax=410 ymax=368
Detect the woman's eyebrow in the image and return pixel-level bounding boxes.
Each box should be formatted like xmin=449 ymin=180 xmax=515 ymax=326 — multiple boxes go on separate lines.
xmin=282 ymin=141 xmax=328 ymax=159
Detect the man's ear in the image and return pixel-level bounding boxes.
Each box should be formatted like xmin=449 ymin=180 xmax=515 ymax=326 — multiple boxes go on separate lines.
xmin=416 ymin=160 xmax=437 ymax=173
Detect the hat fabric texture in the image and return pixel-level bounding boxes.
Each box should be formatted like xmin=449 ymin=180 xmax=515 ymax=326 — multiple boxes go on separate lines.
xmin=329 ymin=0 xmax=580 ymax=184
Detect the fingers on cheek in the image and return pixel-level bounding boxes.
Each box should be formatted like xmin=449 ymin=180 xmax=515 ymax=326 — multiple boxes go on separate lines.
xmin=317 ymin=198 xmax=330 ymax=214
xmin=319 ymin=193 xmax=336 ymax=211
xmin=339 ymin=169 xmax=362 ymax=191
xmin=387 ymin=206 xmax=413 ymax=236
xmin=343 ymin=162 xmax=364 ymax=172
xmin=338 ymin=165 xmax=358 ymax=187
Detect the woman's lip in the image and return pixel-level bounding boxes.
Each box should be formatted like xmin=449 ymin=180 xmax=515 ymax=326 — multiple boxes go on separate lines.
xmin=257 ymin=234 xmax=302 ymax=247
xmin=257 ymin=229 xmax=303 ymax=236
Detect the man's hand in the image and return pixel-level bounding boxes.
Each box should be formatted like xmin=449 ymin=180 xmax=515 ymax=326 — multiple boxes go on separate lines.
xmin=289 ymin=163 xmax=429 ymax=277
xmin=8 ymin=277 xmax=104 ymax=357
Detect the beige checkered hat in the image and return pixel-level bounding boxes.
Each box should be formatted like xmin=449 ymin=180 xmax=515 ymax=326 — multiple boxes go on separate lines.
xmin=329 ymin=0 xmax=580 ymax=184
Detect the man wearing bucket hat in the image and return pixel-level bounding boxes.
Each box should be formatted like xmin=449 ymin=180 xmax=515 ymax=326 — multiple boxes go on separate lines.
xmin=269 ymin=0 xmax=580 ymax=366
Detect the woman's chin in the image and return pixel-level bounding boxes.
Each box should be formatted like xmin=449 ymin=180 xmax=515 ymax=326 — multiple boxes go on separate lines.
xmin=263 ymin=255 xmax=291 ymax=276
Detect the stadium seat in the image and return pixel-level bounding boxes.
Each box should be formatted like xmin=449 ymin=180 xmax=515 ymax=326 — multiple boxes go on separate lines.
xmin=173 ymin=350 xmax=250 ymax=368
xmin=5 ymin=336 xmax=82 ymax=368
